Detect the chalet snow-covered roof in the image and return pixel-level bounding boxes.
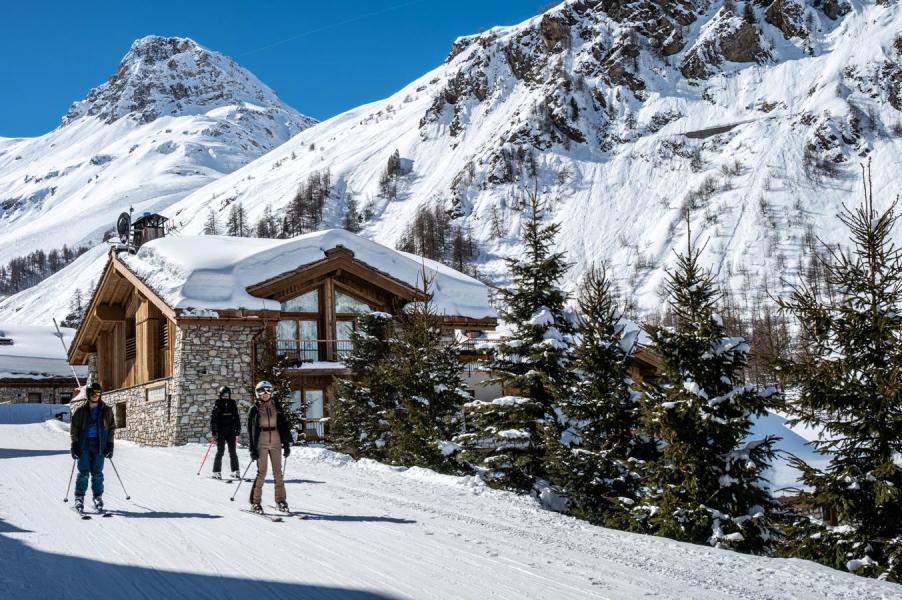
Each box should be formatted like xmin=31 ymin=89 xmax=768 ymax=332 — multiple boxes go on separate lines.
xmin=120 ymin=229 xmax=497 ymax=320
xmin=0 ymin=324 xmax=88 ymax=381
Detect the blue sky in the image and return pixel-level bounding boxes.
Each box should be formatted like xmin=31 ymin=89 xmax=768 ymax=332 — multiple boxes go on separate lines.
xmin=1 ymin=0 xmax=543 ymax=137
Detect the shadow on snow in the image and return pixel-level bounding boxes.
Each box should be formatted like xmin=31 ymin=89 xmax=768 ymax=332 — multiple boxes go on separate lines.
xmin=0 ymin=518 xmax=404 ymax=600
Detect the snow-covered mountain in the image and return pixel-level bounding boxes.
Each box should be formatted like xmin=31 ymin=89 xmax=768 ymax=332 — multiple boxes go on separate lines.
xmin=4 ymin=1 xmax=902 ymax=325
xmin=157 ymin=0 xmax=902 ymax=313
xmin=0 ymin=35 xmax=314 ymax=282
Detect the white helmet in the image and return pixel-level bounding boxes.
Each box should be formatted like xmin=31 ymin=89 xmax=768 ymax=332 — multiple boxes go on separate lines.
xmin=254 ymin=380 xmax=274 ymax=398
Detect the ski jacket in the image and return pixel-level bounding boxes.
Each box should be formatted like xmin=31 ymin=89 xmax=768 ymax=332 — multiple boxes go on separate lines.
xmin=210 ymin=397 xmax=241 ymax=437
xmin=247 ymin=400 xmax=292 ymax=452
xmin=70 ymin=401 xmax=115 ymax=451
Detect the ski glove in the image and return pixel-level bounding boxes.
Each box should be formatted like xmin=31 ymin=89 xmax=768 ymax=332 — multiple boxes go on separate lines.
xmin=283 ymin=444 xmax=291 ymax=458
xmin=104 ymin=446 xmax=114 ymax=459
xmin=70 ymin=442 xmax=80 ymax=460
xmin=250 ymin=450 xmax=259 ymax=461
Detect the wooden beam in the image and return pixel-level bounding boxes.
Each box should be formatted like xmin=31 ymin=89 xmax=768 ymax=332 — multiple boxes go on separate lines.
xmin=323 ymin=279 xmax=335 ymax=361
xmin=111 ymin=257 xmax=177 ymax=320
xmin=94 ymin=303 xmax=126 ymax=322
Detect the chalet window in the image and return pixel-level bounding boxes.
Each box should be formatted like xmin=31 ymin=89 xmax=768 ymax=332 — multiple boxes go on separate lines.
xmin=277 ymin=319 xmax=319 ymax=363
xmin=281 ymin=289 xmax=319 ymax=313
xmin=335 ymin=290 xmax=373 ymax=314
xmin=28 ymin=392 xmax=41 ymax=403
xmin=305 ymin=390 xmax=325 ymax=440
xmin=59 ymin=392 xmax=73 ymax=404
xmin=335 ymin=320 xmax=355 ymax=358
xmin=115 ymin=402 xmax=127 ymax=428
xmin=160 ymin=319 xmax=169 ymax=348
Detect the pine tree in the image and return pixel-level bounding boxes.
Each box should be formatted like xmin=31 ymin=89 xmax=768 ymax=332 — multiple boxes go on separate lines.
xmin=742 ymin=2 xmax=756 ymax=24
xmin=61 ymin=289 xmax=85 ymax=328
xmin=385 ymin=273 xmax=469 ymax=473
xmin=544 ymin=265 xmax=654 ymax=527
xmin=342 ymin=193 xmax=362 ymax=233
xmin=330 ymin=312 xmax=395 ymax=460
xmin=226 ymin=204 xmax=249 ymax=237
xmin=255 ymin=204 xmax=278 ymax=238
xmin=777 ymin=165 xmax=902 ymax=581
xmin=635 ymin=224 xmax=780 ymax=554
xmin=456 ymin=190 xmax=575 ymax=491
xmin=203 ymin=208 xmax=219 ymax=235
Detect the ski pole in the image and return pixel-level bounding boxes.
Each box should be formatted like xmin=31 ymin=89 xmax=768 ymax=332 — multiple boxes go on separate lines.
xmin=109 ymin=458 xmax=131 ymax=500
xmin=63 ymin=459 xmax=76 ymax=502
xmin=196 ymin=439 xmax=215 ymax=476
xmin=229 ymin=460 xmax=255 ymax=502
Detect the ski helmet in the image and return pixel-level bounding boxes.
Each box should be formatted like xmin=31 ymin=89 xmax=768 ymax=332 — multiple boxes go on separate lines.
xmin=87 ymin=382 xmax=102 ymax=397
xmin=218 ymin=386 xmax=231 ymax=399
xmin=254 ymin=381 xmax=274 ymax=398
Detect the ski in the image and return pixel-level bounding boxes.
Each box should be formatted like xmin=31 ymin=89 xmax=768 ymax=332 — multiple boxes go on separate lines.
xmin=240 ymin=509 xmax=283 ymax=522
xmin=94 ymin=510 xmax=113 ymax=518
xmin=71 ymin=507 xmax=91 ymax=520
xmin=208 ymin=476 xmax=234 ymax=484
xmin=268 ymin=505 xmax=309 ymax=519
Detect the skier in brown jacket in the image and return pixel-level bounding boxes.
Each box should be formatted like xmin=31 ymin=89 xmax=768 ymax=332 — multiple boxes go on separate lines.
xmin=247 ymin=380 xmax=292 ymax=514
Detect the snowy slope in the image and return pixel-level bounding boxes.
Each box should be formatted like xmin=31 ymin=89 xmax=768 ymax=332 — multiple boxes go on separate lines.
xmin=0 ymin=36 xmax=314 ymax=310
xmin=2 ymin=413 xmax=899 ymax=600
xmin=153 ymin=0 xmax=902 ymax=316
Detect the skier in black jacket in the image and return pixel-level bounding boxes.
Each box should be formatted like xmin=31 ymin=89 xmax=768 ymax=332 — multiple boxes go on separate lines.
xmin=210 ymin=386 xmax=241 ymax=479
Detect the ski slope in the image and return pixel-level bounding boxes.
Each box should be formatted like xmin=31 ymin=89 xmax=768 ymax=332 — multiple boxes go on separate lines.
xmin=1 ymin=411 xmax=899 ymax=600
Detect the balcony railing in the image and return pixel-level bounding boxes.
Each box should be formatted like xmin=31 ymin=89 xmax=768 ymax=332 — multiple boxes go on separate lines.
xmin=276 ymin=339 xmax=353 ymax=365
xmin=275 ymin=338 xmax=493 ymax=366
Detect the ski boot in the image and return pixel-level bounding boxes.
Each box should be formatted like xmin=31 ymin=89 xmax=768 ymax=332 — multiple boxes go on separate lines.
xmin=212 ymin=472 xmax=222 ymax=480
xmin=250 ymin=503 xmax=264 ymax=514
xmin=230 ymin=470 xmax=241 ymax=480
xmin=93 ymin=496 xmax=104 ymax=512
xmin=277 ymin=501 xmax=289 ymax=513
xmin=73 ymin=496 xmax=85 ymax=512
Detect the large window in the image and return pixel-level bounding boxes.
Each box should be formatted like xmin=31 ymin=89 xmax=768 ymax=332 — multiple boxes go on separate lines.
xmin=277 ymin=319 xmax=319 ymax=362
xmin=278 ymin=289 xmax=321 ymax=363
xmin=281 ymin=289 xmax=319 ymax=312
xmin=335 ymin=290 xmax=372 ymax=314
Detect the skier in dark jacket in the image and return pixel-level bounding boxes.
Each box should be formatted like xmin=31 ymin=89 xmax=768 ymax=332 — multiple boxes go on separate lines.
xmin=70 ymin=382 xmax=115 ymax=512
xmin=247 ymin=380 xmax=292 ymax=513
xmin=210 ymin=385 xmax=241 ymax=479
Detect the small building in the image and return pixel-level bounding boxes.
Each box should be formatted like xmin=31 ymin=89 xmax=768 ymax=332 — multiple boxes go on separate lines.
xmin=0 ymin=325 xmax=87 ymax=404
xmin=68 ymin=229 xmax=499 ymax=446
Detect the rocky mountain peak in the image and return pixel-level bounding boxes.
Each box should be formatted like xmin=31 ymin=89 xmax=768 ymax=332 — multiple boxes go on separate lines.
xmin=61 ymin=35 xmax=293 ymax=127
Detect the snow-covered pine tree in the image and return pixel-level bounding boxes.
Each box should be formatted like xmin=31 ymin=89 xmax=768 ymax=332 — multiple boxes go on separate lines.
xmin=544 ymin=264 xmax=654 ymax=527
xmin=456 ymin=189 xmax=575 ymax=491
xmin=330 ymin=312 xmax=395 ymax=460
xmin=635 ymin=227 xmax=780 ymax=554
xmin=777 ymin=166 xmax=902 ymax=581
xmin=385 ymin=273 xmax=470 ymax=473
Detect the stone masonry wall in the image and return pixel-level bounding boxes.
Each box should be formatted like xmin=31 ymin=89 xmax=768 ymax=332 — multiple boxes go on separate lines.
xmin=0 ymin=384 xmax=77 ymax=404
xmin=172 ymin=321 xmax=262 ymax=445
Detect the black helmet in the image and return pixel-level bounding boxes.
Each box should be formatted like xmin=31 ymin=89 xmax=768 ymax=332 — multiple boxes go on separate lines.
xmin=87 ymin=382 xmax=102 ymax=397
xmin=218 ymin=386 xmax=231 ymax=399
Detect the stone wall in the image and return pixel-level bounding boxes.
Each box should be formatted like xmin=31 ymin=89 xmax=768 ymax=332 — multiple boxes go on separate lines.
xmin=0 ymin=384 xmax=77 ymax=404
xmin=99 ymin=378 xmax=178 ymax=446
xmin=171 ymin=321 xmax=263 ymax=445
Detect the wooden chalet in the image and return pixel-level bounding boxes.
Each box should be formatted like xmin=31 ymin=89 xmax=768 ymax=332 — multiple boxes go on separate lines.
xmin=68 ymin=229 xmax=499 ymax=446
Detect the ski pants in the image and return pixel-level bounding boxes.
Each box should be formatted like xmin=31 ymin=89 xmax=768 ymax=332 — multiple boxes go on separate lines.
xmin=75 ymin=438 xmax=104 ymax=498
xmin=212 ymin=434 xmax=239 ymax=474
xmin=250 ymin=434 xmax=286 ymax=505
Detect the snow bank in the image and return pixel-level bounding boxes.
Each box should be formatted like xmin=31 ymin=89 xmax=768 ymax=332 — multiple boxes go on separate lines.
xmin=121 ymin=229 xmax=496 ymax=320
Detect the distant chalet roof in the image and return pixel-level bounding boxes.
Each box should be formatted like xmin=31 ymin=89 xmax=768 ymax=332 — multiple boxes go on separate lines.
xmin=0 ymin=324 xmax=88 ymax=381
xmin=119 ymin=229 xmax=497 ymax=321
